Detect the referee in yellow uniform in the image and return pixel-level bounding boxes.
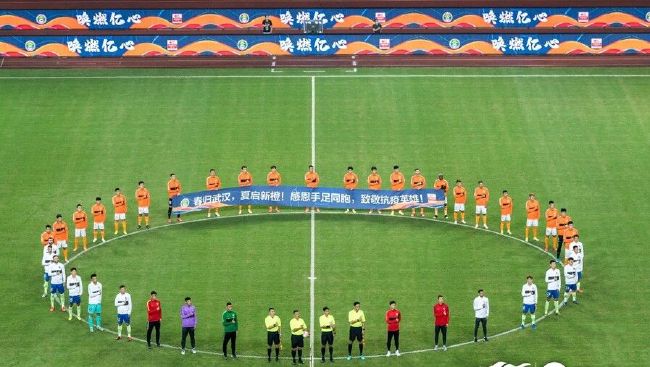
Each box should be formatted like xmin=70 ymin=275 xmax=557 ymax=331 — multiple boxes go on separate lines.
xmin=319 ymin=306 xmax=336 ymax=363
xmin=347 ymin=301 xmax=366 ymax=360
xmin=265 ymin=308 xmax=282 ymax=362
xmin=289 ymin=310 xmax=308 ymax=365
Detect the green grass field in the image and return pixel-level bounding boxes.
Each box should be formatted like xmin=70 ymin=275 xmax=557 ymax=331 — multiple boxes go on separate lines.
xmin=1 ymin=67 xmax=649 ymax=367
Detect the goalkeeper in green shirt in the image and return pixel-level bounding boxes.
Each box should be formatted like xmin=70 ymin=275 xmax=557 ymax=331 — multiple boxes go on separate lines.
xmin=222 ymin=302 xmax=238 ymax=359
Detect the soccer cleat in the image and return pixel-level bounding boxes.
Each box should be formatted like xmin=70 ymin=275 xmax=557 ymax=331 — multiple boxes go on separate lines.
xmin=92 ymin=238 xmax=97 ymax=243
xmin=146 ymin=225 xmax=150 ymax=229
xmin=48 ymin=306 xmax=54 ymax=312
xmin=573 ymin=301 xmax=579 ymax=305
xmin=316 ymin=208 xmax=320 ymax=213
xmin=360 ymin=355 xmax=365 ymax=360
xmin=167 ymin=219 xmax=172 ymax=223
xmin=216 ymin=212 xmax=222 ymax=216
xmin=61 ymin=306 xmax=66 ymax=312
xmin=347 ymin=355 xmax=352 ymax=361
xmin=181 ymin=349 xmax=185 ymax=355
xmin=238 ymin=210 xmax=242 ymax=215
xmin=533 ymin=237 xmax=539 ymax=241
xmin=114 ymin=231 xmax=118 ymax=235
xmin=483 ymin=224 xmax=488 ymax=229
xmin=321 ymin=359 xmax=325 ymax=363
xmin=500 ymin=230 xmax=504 ymax=234
xmin=41 ymin=293 xmax=47 ymax=298
xmin=434 ymin=345 xmax=438 ymax=351
xmin=247 ymin=209 xmax=253 ymax=214
xmin=444 ymin=215 xmax=448 ymax=219
xmin=454 ymin=221 xmax=458 ymax=224
xmin=90 ymin=328 xmax=94 ymax=333
xmin=102 ymin=239 xmax=106 ymax=243
xmin=352 ymin=209 xmax=356 ymax=214
xmin=208 ymin=212 xmax=212 ymax=217
xmin=411 ymin=212 xmax=415 ymax=217
xmin=395 ymin=350 xmax=400 ymax=357
xmin=420 ymin=213 xmax=424 ymax=217
xmin=137 ymin=225 xmax=141 ymax=230
xmin=525 ymin=237 xmax=529 ymax=242
xmin=127 ymin=337 xmax=133 ymax=342
xmin=398 ymin=210 xmax=404 ymax=215
xmin=390 ymin=211 xmax=395 ymax=216
xmin=386 ymin=351 xmax=391 ymax=357
xmin=97 ymin=326 xmax=104 ymax=331
xmin=345 ymin=209 xmax=350 ymax=213
xmin=177 ymin=218 xmax=183 ymax=222
xmin=68 ymin=315 xmax=72 ymax=321
xmin=507 ymin=230 xmax=512 ymax=235
xmin=434 ymin=214 xmax=438 ymax=219
xmin=377 ymin=210 xmax=382 ymax=214
xmin=531 ymin=324 xmax=537 ymax=330
xmin=192 ymin=348 xmax=196 ymax=354
xmin=443 ymin=345 xmax=447 ymax=351
xmin=578 ymin=289 xmax=584 ymax=293
xmin=474 ymin=338 xmax=478 ymax=343
xmin=484 ymin=337 xmax=489 ymax=342
xmin=520 ymin=324 xmax=525 ymax=329
xmin=115 ymin=336 xmax=121 ymax=340
xmin=461 ymin=220 xmax=466 ymax=224
xmin=368 ymin=210 xmax=373 ymax=214
xmin=475 ymin=224 xmax=479 ymax=228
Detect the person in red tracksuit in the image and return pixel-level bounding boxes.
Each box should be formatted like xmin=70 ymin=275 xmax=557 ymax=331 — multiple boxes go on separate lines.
xmin=433 ymin=295 xmax=450 ymax=351
xmin=385 ymin=300 xmax=401 ymax=357
xmin=147 ymin=291 xmax=162 ymax=348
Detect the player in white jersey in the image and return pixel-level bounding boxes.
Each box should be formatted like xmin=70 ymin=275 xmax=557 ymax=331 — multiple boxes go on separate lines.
xmin=520 ymin=276 xmax=538 ymax=330
xmin=46 ymin=255 xmax=66 ymax=312
xmin=41 ymin=244 xmax=56 ymax=298
xmin=87 ymin=273 xmax=103 ymax=332
xmin=544 ymin=259 xmax=561 ymax=315
xmin=569 ymin=244 xmax=584 ymax=293
xmin=563 ymin=257 xmax=578 ymax=305
xmin=114 ymin=285 xmax=133 ymax=340
xmin=66 ymin=267 xmax=83 ymax=321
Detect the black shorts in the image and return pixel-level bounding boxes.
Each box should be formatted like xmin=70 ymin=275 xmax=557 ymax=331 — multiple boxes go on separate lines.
xmin=267 ymin=331 xmax=280 ymax=346
xmin=291 ymin=334 xmax=304 ymax=348
xmin=321 ymin=331 xmax=334 ymax=345
xmin=349 ymin=327 xmax=363 ymax=342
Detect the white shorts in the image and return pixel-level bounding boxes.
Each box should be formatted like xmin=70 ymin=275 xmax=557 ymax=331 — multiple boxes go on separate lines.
xmin=114 ymin=213 xmax=126 ymax=221
xmin=475 ymin=205 xmax=487 ymax=215
xmin=454 ymin=203 xmax=465 ymax=212
xmin=545 ymin=227 xmax=558 ymax=236
xmin=93 ymin=222 xmax=105 ymax=230
xmin=56 ymin=240 xmax=67 ymax=249
xmin=138 ymin=207 xmax=149 ymax=215
xmin=526 ymin=219 xmax=539 ymax=227
xmin=500 ymin=214 xmax=511 ymax=222
xmin=74 ymin=228 xmax=86 ymax=237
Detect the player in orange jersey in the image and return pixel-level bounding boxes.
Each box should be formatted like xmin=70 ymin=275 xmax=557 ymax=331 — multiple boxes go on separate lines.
xmin=41 ymin=224 xmax=55 ymax=246
xmin=563 ymin=221 xmax=579 ymax=264
xmin=53 ymin=214 xmax=69 ymax=261
xmin=305 ymin=165 xmax=320 ymax=213
xmin=555 ymin=208 xmax=571 ymax=261
xmin=474 ymin=181 xmax=489 ymax=229
xmin=525 ymin=193 xmax=541 ymax=242
xmin=433 ymin=174 xmax=449 ymax=220
xmin=452 ymin=180 xmax=467 ymax=224
xmin=112 ymin=188 xmax=128 ymax=234
xmin=410 ymin=169 xmax=426 ymax=217
xmin=72 ymin=204 xmax=88 ymax=251
xmin=498 ymin=190 xmax=513 ymax=235
xmin=267 ymin=166 xmax=282 ymax=213
xmin=367 ymin=166 xmax=382 ymax=214
xmin=343 ymin=166 xmax=358 ymax=214
xmin=238 ymin=166 xmax=253 ymax=215
xmin=389 ymin=165 xmax=405 ymax=216
xmin=206 ymin=169 xmax=222 ymax=218
xmin=167 ymin=173 xmax=182 ymax=223
xmin=136 ymin=181 xmax=151 ymax=229
xmin=91 ymin=197 xmax=106 ymax=243
xmin=544 ymin=201 xmax=559 ymax=253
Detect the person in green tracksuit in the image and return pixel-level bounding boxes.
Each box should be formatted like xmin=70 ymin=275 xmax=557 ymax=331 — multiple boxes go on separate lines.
xmin=222 ymin=302 xmax=238 ymax=359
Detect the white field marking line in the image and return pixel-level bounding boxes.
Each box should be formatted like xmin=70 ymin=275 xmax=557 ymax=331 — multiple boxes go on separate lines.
xmin=3 ymin=74 xmax=650 ymax=80
xmin=61 ymin=210 xmax=567 ymax=359
xmin=309 ymin=75 xmax=317 ymax=367
xmin=303 ymin=70 xmax=326 ymax=73
xmin=0 ymin=57 xmax=4 ymax=68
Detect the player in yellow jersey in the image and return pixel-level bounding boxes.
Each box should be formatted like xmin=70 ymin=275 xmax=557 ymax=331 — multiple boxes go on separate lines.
xmin=319 ymin=306 xmax=336 ymax=363
xmin=265 ymin=307 xmax=282 ymax=362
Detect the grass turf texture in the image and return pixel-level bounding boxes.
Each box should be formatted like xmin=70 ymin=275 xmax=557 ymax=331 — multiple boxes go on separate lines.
xmin=0 ymin=67 xmax=649 ymax=366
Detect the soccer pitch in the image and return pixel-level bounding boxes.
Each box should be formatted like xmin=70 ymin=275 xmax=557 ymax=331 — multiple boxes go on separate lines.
xmin=1 ymin=67 xmax=649 ymax=367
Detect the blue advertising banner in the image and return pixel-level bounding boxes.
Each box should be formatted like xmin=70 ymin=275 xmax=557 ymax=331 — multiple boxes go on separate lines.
xmin=2 ymin=33 xmax=649 ymax=57
xmin=1 ymin=8 xmax=649 ymax=30
xmin=171 ymin=186 xmax=446 ymax=214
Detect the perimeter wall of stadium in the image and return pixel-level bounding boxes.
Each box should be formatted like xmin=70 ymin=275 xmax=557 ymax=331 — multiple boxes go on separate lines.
xmin=1 ymin=0 xmax=649 ymax=67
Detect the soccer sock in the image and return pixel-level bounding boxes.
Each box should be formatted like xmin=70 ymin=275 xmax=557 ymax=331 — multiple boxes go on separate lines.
xmin=544 ymin=237 xmax=549 ymax=249
xmin=483 ymin=215 xmax=487 ymax=225
xmin=96 ymin=314 xmax=102 ymax=327
xmin=83 ymin=237 xmax=87 ymax=250
xmin=145 ymin=216 xmax=149 ymax=225
xmin=321 ymin=347 xmax=325 ymax=359
xmin=461 ymin=212 xmax=465 ymax=221
xmin=114 ymin=222 xmax=119 ymax=232
xmin=521 ymin=314 xmax=526 ymax=324
xmin=127 ymin=324 xmax=131 ymax=337
xmin=572 ymin=293 xmax=577 ymax=301
xmin=444 ymin=207 xmax=448 ymax=216
xmin=77 ymin=305 xmax=81 ymax=318
xmin=101 ymin=230 xmax=105 ymax=240
xmin=525 ymin=228 xmax=529 ymax=238
xmin=93 ymin=230 xmax=97 ymax=240
xmin=554 ymin=301 xmax=559 ymax=312
xmin=122 ymin=221 xmax=127 ymax=233
xmin=533 ymin=227 xmax=538 ymax=238
xmin=298 ymin=349 xmax=303 ymax=360
xmin=73 ymin=238 xmax=78 ymax=250
xmin=137 ymin=215 xmax=142 ymax=225
xmin=88 ymin=314 xmax=94 ymax=329
xmin=531 ymin=314 xmax=536 ymax=324
xmin=275 ymin=348 xmax=279 ymax=358
xmin=556 ymin=246 xmax=562 ymax=259
xmin=507 ymin=222 xmax=511 ymax=232
xmin=63 ymin=248 xmax=68 ymax=261
xmin=291 ymin=350 xmax=296 ymax=361
xmin=577 ymin=281 xmax=581 ymax=290
xmin=500 ymin=222 xmax=504 ymax=232
xmin=359 ymin=344 xmax=364 ymax=355
xmin=553 ymin=236 xmax=558 ymax=250
xmin=43 ymin=281 xmax=48 ymax=295
xmin=329 ymin=346 xmax=333 ymax=359
xmin=117 ymin=324 xmax=122 ymax=337
xmin=68 ymin=306 xmax=73 ymax=318
xmin=475 ymin=215 xmax=479 ymax=225
xmin=563 ymin=293 xmax=569 ymax=303
xmin=59 ymin=293 xmax=65 ymax=307
xmin=453 ymin=212 xmax=458 ymax=221
xmin=347 ymin=344 xmax=352 ymax=355
xmin=268 ymin=348 xmax=272 ymax=359
xmin=50 ymin=293 xmax=55 ymax=307
xmin=544 ymin=301 xmax=549 ymax=314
